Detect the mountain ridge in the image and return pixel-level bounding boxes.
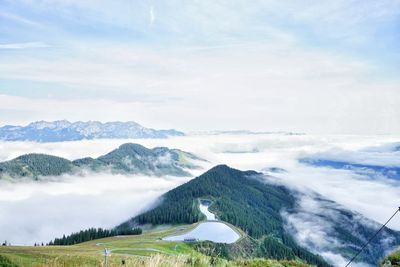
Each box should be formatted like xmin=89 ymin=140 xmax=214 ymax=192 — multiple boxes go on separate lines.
xmin=300 ymin=157 xmax=400 ymax=180
xmin=0 ymin=143 xmax=202 ymax=180
xmin=0 ymin=120 xmax=184 ymax=142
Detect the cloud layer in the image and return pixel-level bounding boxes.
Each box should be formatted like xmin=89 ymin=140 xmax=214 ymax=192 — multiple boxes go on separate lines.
xmin=0 ymin=173 xmax=187 ymax=245
xmin=0 ymin=133 xmax=399 ymax=265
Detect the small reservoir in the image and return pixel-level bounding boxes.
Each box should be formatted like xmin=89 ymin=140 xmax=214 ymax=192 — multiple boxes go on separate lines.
xmin=163 ymin=200 xmax=240 ymax=244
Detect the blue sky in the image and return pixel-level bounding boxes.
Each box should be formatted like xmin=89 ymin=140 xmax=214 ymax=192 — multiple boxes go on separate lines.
xmin=0 ymin=0 xmax=399 ymax=133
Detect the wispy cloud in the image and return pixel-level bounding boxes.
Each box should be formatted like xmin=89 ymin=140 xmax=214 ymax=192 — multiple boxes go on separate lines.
xmin=281 ymin=193 xmax=386 ymax=267
xmin=149 ymin=6 xmax=155 ymax=26
xmin=0 ymin=42 xmax=50 ymax=49
xmin=0 ymin=11 xmax=43 ymax=27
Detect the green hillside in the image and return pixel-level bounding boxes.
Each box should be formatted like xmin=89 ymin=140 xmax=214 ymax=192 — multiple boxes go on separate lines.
xmin=118 ymin=165 xmax=400 ymax=266
xmin=118 ymin=165 xmax=329 ymax=266
xmin=0 ymin=154 xmax=74 ymax=180
xmin=95 ymin=143 xmax=196 ymax=176
xmin=0 ymin=143 xmax=202 ymax=180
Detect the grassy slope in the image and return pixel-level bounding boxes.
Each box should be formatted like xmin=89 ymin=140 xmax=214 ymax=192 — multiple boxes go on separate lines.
xmin=0 ymin=224 xmax=311 ymax=267
xmin=382 ymin=250 xmax=400 ymax=266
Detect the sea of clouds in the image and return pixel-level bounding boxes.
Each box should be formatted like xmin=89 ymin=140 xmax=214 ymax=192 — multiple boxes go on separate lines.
xmin=0 ymin=133 xmax=399 ymax=266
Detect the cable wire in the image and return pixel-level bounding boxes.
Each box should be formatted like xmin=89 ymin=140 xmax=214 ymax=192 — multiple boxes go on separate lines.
xmin=345 ymin=207 xmax=400 ymax=267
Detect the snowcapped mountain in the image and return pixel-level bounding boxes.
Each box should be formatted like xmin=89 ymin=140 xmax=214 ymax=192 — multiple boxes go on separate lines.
xmin=0 ymin=120 xmax=184 ymax=142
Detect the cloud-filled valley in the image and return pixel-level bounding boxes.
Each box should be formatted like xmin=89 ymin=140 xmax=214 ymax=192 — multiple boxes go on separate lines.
xmin=0 ymin=173 xmax=187 ymax=245
xmin=0 ymin=133 xmax=399 ymax=266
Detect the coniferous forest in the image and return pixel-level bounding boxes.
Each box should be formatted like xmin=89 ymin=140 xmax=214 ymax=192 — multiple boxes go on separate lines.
xmin=117 ymin=164 xmax=400 ymax=266
xmin=48 ymin=227 xmax=142 ymax=246
xmin=117 ymin=165 xmax=330 ymax=266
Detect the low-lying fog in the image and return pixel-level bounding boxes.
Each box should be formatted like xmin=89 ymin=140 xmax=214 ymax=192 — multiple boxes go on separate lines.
xmin=0 ymin=133 xmax=399 ymax=254
xmin=0 ymin=173 xmax=187 ymax=245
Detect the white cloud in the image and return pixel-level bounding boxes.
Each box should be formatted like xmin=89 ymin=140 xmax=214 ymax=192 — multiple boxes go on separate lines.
xmin=281 ymin=192 xmax=395 ymax=267
xmin=1 ymin=134 xmax=399 ymax=223
xmin=0 ymin=42 xmax=50 ymax=49
xmin=0 ymin=40 xmax=398 ymax=134
xmin=9 ymin=0 xmax=400 ymax=43
xmin=149 ymin=6 xmax=155 ymax=26
xmin=0 ymin=173 xmax=189 ymax=245
xmin=0 ymin=11 xmax=43 ymax=27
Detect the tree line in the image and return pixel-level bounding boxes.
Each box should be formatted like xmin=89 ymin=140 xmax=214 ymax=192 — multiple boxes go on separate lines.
xmin=48 ymin=227 xmax=142 ymax=246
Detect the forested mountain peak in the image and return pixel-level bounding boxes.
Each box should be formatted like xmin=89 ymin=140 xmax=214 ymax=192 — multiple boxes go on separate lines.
xmin=99 ymin=143 xmax=154 ymax=160
xmin=118 ymin=165 xmax=400 ymax=266
xmin=15 ymin=153 xmax=69 ymax=163
xmin=199 ymin=164 xmax=260 ymax=180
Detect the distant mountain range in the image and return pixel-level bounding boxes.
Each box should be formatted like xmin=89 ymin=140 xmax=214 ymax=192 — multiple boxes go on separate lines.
xmin=194 ymin=130 xmax=305 ymax=135
xmin=300 ymin=158 xmax=400 ymax=180
xmin=0 ymin=143 xmax=203 ymax=180
xmin=0 ymin=120 xmax=184 ymax=142
xmin=117 ymin=165 xmax=400 ymax=266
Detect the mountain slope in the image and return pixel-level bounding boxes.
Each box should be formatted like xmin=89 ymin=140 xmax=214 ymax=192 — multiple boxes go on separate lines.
xmin=117 ymin=165 xmax=400 ymax=266
xmin=0 ymin=120 xmax=184 ymax=142
xmin=92 ymin=143 xmax=200 ymax=176
xmin=117 ymin=165 xmax=329 ymax=266
xmin=0 ymin=143 xmax=201 ymax=180
xmin=0 ymin=154 xmax=74 ymax=179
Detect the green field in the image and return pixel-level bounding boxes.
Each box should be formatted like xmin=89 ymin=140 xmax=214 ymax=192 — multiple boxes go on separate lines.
xmin=0 ymin=223 xmax=312 ymax=267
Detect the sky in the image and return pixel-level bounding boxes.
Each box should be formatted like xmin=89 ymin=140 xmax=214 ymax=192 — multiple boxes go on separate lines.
xmin=0 ymin=0 xmax=399 ymax=134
